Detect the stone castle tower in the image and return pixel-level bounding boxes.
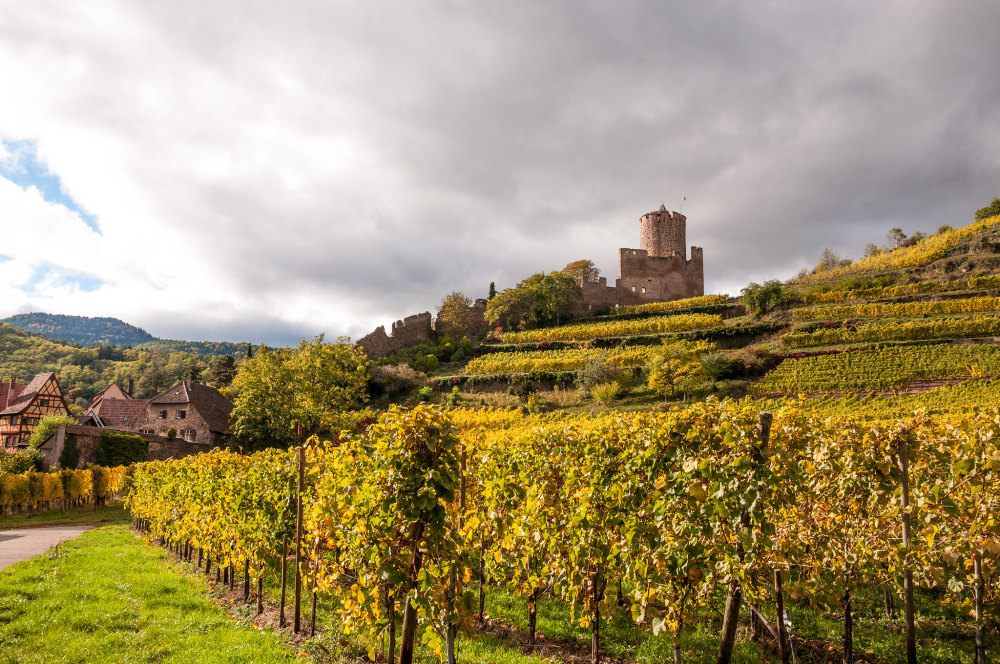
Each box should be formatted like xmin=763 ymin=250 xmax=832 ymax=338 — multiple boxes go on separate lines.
xmin=639 ymin=204 xmax=687 ymax=257
xmin=580 ymin=204 xmax=704 ymax=311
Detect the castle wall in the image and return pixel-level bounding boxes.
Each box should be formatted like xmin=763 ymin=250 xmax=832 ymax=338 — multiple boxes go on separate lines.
xmin=357 ymin=312 xmax=433 ymax=359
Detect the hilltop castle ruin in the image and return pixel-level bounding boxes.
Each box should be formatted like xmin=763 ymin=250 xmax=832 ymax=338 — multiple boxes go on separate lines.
xmin=355 ymin=204 xmax=704 ymax=358
xmin=580 ymin=204 xmax=704 ymax=311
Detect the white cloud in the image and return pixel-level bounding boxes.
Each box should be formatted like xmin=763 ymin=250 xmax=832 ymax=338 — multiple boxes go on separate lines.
xmin=0 ymin=1 xmax=998 ymax=345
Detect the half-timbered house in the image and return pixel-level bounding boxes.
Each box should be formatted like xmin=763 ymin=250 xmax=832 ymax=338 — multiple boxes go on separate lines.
xmin=0 ymin=373 xmax=71 ymax=452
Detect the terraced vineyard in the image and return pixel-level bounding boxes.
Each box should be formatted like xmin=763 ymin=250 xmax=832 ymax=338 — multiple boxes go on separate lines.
xmin=464 ymin=345 xmax=651 ymax=374
xmin=751 ymin=343 xmax=1000 ymax=394
xmin=793 ymin=295 xmax=1000 ymax=321
xmin=500 ymin=312 xmax=722 ymax=344
xmin=802 ymin=273 xmax=1000 ymax=303
xmin=782 ymin=316 xmax=1000 ymax=348
xmin=759 ymin=379 xmax=1000 ymax=421
xmin=611 ymin=293 xmax=729 ymax=315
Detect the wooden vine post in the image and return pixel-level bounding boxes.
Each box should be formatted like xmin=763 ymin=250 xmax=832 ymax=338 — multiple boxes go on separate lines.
xmin=717 ymin=411 xmax=771 ymax=664
xmin=278 ymin=535 xmax=289 ymax=628
xmin=398 ymin=521 xmax=426 ymax=664
xmin=774 ymin=569 xmax=789 ymax=664
xmin=974 ymin=554 xmax=987 ymax=664
xmin=896 ymin=434 xmax=917 ymax=664
xmin=293 ymin=426 xmax=306 ymax=634
xmin=446 ymin=443 xmax=466 ymax=664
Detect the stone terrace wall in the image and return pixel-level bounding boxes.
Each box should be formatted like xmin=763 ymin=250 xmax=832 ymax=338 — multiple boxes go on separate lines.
xmin=357 ymin=311 xmax=434 ymax=359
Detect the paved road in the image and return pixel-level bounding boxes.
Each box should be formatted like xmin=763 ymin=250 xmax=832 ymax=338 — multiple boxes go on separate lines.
xmin=0 ymin=526 xmax=92 ymax=571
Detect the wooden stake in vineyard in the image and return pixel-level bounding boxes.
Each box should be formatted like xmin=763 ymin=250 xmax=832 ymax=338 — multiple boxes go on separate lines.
xmin=445 ymin=443 xmax=466 ymax=664
xmin=717 ymin=411 xmax=772 ymax=664
xmin=774 ymin=569 xmax=789 ymax=664
xmin=294 ymin=426 xmax=305 ymax=634
xmin=896 ymin=433 xmax=917 ymax=664
xmin=974 ymin=553 xmax=986 ymax=664
xmin=279 ymin=534 xmax=288 ymax=629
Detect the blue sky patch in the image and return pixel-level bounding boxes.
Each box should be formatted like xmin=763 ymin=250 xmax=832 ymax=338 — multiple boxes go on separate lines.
xmin=0 ymin=139 xmax=102 ymax=235
xmin=0 ymin=254 xmax=11 ymax=263
xmin=19 ymin=263 xmax=104 ymax=295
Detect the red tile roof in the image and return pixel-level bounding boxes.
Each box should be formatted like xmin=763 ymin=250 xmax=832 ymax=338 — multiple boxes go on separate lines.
xmin=85 ymin=383 xmax=133 ymax=414
xmin=95 ymin=398 xmax=150 ymax=429
xmin=0 ymin=372 xmax=56 ymax=415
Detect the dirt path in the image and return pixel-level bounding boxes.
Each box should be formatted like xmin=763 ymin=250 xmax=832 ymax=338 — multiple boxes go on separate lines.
xmin=0 ymin=526 xmax=92 ymax=571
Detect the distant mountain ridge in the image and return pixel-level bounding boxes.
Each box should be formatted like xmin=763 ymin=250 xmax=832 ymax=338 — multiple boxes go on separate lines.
xmin=2 ymin=313 xmax=155 ymax=347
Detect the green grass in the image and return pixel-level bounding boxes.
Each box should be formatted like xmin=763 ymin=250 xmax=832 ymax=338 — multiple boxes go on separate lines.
xmin=0 ymin=503 xmax=131 ymax=529
xmin=0 ymin=526 xmax=306 ymax=664
xmin=481 ymin=586 xmax=768 ymax=664
xmin=0 ymin=522 xmax=980 ymax=664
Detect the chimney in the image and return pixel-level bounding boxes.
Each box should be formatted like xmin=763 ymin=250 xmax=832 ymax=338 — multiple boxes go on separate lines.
xmin=3 ymin=379 xmax=14 ymax=409
xmin=127 ymin=378 xmax=134 ymax=396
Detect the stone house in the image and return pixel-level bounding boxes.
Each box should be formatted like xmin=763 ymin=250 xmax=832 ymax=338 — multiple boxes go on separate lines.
xmin=0 ymin=373 xmax=71 ymax=452
xmin=79 ymin=379 xmax=233 ymax=447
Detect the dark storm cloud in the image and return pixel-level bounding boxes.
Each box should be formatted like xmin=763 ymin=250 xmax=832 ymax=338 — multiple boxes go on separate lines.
xmin=2 ymin=1 xmax=999 ymax=343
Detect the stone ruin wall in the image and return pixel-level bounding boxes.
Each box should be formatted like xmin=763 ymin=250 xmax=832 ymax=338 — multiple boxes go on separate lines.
xmin=356 ymin=311 xmax=434 ymax=359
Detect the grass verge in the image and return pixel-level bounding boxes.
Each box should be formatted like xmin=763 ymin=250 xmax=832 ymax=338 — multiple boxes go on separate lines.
xmin=0 ymin=526 xmax=306 ymax=664
xmin=0 ymin=503 xmax=131 ymax=529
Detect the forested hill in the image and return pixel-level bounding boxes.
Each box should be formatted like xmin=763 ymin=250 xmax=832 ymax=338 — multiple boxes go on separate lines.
xmin=2 ymin=313 xmax=155 ymax=347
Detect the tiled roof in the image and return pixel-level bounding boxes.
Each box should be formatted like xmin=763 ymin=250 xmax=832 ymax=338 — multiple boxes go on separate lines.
xmin=0 ymin=380 xmax=23 ymax=410
xmin=96 ymin=398 xmax=150 ymax=430
xmin=85 ymin=383 xmax=132 ymax=414
xmin=150 ymin=379 xmax=233 ymax=434
xmin=0 ymin=372 xmax=55 ymax=416
xmin=150 ymin=381 xmax=192 ymax=405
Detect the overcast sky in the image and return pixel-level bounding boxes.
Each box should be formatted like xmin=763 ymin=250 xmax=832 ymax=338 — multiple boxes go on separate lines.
xmin=1 ymin=1 xmax=998 ymax=346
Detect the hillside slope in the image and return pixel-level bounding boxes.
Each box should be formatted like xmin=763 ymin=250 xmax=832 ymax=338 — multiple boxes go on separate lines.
xmin=409 ymin=213 xmax=1000 ymax=421
xmin=2 ymin=313 xmax=155 ymax=347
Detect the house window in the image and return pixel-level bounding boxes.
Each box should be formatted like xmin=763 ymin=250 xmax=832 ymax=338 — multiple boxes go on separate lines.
xmin=641 ymin=287 xmax=647 ymax=294
xmin=141 ymin=428 xmax=154 ymax=435
xmin=157 ymin=410 xmax=167 ymax=419
xmin=24 ymin=417 xmax=39 ymax=426
xmin=184 ymin=430 xmax=197 ymax=442
xmin=176 ymin=410 xmax=187 ymax=420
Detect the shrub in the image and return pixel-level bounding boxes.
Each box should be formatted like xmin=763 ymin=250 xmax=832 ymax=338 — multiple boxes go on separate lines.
xmin=590 ymin=382 xmax=621 ymax=404
xmin=576 ymin=356 xmax=628 ymax=392
xmin=28 ymin=414 xmax=77 ymax=448
xmin=0 ymin=450 xmax=43 ymax=475
xmin=974 ymin=198 xmax=1000 ymax=221
xmin=508 ymin=379 xmax=537 ymax=404
xmin=415 ymin=386 xmax=434 ymax=402
xmin=369 ymin=363 xmax=422 ymax=397
xmin=166 ymin=427 xmax=177 ymax=440
xmin=700 ymin=352 xmax=737 ymax=384
xmin=445 ymin=386 xmax=461 ymax=406
xmin=740 ymin=280 xmax=797 ymax=316
xmin=410 ymin=353 xmax=440 ymax=374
